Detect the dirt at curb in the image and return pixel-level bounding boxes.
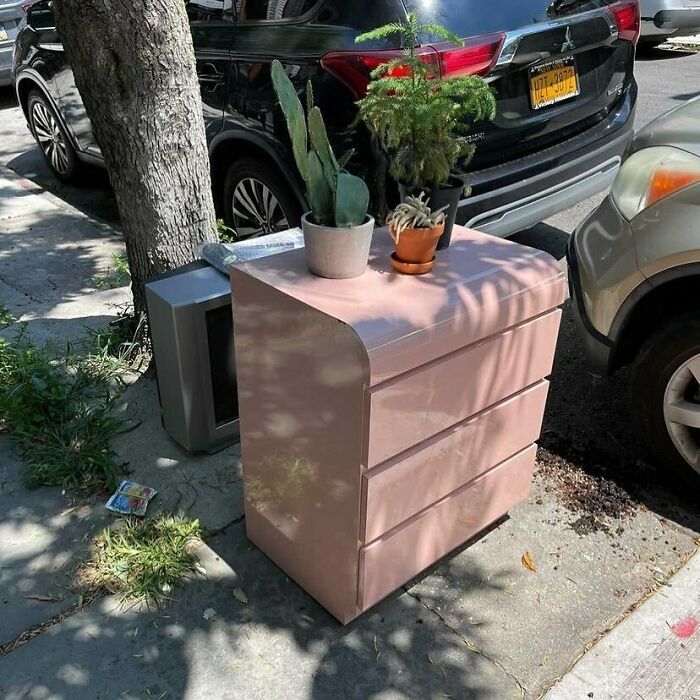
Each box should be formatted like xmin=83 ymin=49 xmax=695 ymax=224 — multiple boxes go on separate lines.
xmin=536 ymin=440 xmax=639 ymax=536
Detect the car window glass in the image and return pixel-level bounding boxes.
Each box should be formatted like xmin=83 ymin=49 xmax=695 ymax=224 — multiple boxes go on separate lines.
xmin=186 ymin=0 xmax=235 ymax=22
xmin=26 ymin=0 xmax=56 ymax=31
xmin=313 ymin=0 xmax=406 ymax=34
xmin=236 ymin=0 xmax=319 ymax=22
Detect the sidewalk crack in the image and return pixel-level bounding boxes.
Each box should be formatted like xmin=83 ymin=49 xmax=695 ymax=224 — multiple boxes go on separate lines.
xmin=0 ymin=590 xmax=104 ymax=658
xmin=403 ymin=587 xmax=527 ymax=698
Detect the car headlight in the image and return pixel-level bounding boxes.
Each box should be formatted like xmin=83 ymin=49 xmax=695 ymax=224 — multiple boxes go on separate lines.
xmin=611 ymin=146 xmax=700 ymax=220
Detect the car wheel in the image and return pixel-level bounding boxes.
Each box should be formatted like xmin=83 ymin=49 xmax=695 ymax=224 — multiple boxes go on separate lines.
xmin=223 ymin=158 xmax=302 ymax=239
xmin=631 ymin=314 xmax=700 ymax=484
xmin=27 ymin=89 xmax=83 ymax=184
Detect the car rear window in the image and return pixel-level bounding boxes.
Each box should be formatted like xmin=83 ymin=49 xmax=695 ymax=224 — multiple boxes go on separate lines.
xmin=416 ymin=0 xmax=611 ymax=37
xmin=315 ymin=0 xmax=407 ymax=34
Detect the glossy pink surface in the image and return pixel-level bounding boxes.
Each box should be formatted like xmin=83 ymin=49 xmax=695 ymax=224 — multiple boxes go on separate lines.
xmin=231 ymin=225 xmax=566 ymax=623
xmin=361 ymin=381 xmax=550 ymax=542
xmin=359 ymin=445 xmax=538 ymax=611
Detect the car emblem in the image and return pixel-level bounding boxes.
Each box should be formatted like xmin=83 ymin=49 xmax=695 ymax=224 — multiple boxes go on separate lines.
xmin=561 ymin=27 xmax=576 ymax=53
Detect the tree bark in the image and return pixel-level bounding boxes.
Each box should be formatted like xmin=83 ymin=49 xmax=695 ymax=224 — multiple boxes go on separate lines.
xmin=54 ymin=0 xmax=218 ymax=315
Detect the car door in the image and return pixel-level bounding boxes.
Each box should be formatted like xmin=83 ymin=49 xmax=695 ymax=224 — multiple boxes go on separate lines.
xmin=188 ymin=1 xmax=236 ymax=143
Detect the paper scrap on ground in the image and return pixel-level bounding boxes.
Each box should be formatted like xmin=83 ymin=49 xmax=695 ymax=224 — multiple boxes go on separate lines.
xmin=105 ymin=480 xmax=157 ymax=516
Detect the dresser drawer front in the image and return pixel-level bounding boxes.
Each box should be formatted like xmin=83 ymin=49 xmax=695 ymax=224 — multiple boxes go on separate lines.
xmin=358 ymin=445 xmax=537 ymax=611
xmin=361 ymin=381 xmax=548 ymax=543
xmin=365 ymin=310 xmax=561 ymax=468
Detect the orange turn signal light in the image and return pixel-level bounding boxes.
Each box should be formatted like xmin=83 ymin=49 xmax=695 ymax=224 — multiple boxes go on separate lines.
xmin=647 ymin=168 xmax=700 ymax=208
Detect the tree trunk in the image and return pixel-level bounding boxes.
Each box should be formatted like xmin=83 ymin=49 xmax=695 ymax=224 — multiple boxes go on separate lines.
xmin=54 ymin=0 xmax=218 ymax=315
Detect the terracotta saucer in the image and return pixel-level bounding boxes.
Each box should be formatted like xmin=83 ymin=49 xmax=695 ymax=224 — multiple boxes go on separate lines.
xmin=390 ymin=252 xmax=435 ymax=275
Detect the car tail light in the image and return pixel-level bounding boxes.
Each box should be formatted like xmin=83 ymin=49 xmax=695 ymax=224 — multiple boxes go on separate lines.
xmin=20 ymin=0 xmax=38 ymax=11
xmin=432 ymin=33 xmax=505 ymax=78
xmin=611 ymin=146 xmax=700 ymax=219
xmin=322 ymin=32 xmax=505 ymax=98
xmin=609 ymin=1 xmax=641 ymax=44
xmin=321 ymin=47 xmax=439 ymax=99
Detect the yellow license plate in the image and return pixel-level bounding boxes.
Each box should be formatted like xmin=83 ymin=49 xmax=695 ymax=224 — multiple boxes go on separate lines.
xmin=0 ymin=27 xmax=8 ymax=42
xmin=529 ymin=58 xmax=579 ymax=111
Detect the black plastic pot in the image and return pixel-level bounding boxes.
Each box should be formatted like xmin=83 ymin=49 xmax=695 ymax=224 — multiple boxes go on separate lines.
xmin=398 ymin=175 xmax=466 ymax=250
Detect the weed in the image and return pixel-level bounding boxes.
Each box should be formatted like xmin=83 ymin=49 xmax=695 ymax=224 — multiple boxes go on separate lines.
xmin=0 ymin=300 xmax=15 ymax=329
xmin=83 ymin=311 xmax=149 ymax=381
xmin=216 ymin=218 xmax=238 ymax=244
xmin=0 ymin=313 xmax=146 ymax=492
xmin=79 ymin=514 xmax=203 ymax=605
xmin=91 ymin=253 xmax=131 ymax=290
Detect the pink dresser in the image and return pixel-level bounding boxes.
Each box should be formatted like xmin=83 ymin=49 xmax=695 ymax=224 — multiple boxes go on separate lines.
xmin=230 ymin=226 xmax=567 ymax=623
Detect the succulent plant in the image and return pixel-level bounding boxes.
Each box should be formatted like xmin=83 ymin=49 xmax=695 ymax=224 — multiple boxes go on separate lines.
xmin=271 ymin=60 xmax=369 ymax=228
xmin=387 ymin=193 xmax=447 ymax=242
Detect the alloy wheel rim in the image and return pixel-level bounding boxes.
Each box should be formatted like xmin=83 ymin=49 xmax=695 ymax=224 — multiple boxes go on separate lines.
xmin=663 ymin=352 xmax=700 ymax=475
xmin=31 ymin=101 xmax=69 ymax=176
xmin=231 ymin=177 xmax=289 ymax=238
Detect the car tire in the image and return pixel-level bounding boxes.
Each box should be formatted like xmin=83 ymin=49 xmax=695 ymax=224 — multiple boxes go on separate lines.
xmin=630 ymin=314 xmax=700 ymax=485
xmin=27 ymin=89 xmax=84 ymax=184
xmin=223 ymin=158 xmax=302 ymax=239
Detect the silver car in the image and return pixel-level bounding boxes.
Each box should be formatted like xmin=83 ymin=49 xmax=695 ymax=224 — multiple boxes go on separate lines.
xmin=569 ymin=96 xmax=700 ymax=482
xmin=0 ymin=0 xmax=24 ymax=86
xmin=639 ymin=0 xmax=700 ymax=44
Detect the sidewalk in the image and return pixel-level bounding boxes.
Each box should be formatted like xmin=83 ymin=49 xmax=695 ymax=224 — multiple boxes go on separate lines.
xmin=0 ymin=165 xmax=698 ymax=699
xmin=547 ymin=553 xmax=699 ymax=699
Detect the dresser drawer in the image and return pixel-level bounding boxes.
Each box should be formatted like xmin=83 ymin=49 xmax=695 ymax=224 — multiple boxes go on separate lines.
xmin=358 ymin=445 xmax=537 ymax=611
xmin=365 ymin=310 xmax=561 ymax=467
xmin=361 ymin=381 xmax=548 ymax=543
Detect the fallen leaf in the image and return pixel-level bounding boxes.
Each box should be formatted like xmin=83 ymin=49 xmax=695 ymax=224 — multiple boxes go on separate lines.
xmin=203 ymin=607 xmax=216 ymax=621
xmin=465 ymin=640 xmax=480 ymax=653
xmin=233 ymin=587 xmax=248 ymax=605
xmin=521 ymin=551 xmax=537 ymax=573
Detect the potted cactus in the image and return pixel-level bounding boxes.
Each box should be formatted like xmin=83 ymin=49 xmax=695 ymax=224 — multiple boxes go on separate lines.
xmin=271 ymin=60 xmax=374 ymax=279
xmin=386 ymin=193 xmax=446 ymax=275
xmin=355 ymin=13 xmax=496 ymax=250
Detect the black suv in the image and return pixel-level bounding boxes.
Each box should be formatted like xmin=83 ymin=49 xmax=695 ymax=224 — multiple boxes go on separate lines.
xmin=13 ymin=0 xmax=639 ymax=238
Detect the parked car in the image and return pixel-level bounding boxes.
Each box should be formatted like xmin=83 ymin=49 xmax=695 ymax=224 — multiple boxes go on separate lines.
xmin=638 ymin=0 xmax=700 ymax=45
xmin=0 ymin=0 xmax=25 ymax=86
xmin=13 ymin=0 xmax=640 ymax=238
xmin=568 ymin=96 xmax=700 ymax=483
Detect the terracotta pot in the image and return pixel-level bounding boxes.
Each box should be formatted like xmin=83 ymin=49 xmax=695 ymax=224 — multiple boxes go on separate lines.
xmin=391 ymin=220 xmax=445 ymax=265
xmin=398 ymin=175 xmax=467 ymax=250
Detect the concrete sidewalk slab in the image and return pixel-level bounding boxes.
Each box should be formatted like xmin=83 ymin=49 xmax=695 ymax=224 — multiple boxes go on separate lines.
xmin=0 ymin=524 xmax=521 ymax=700
xmin=406 ymin=473 xmax=696 ymax=697
xmin=0 ymin=437 xmax=110 ymax=645
xmin=0 ymin=167 xmax=128 ymax=346
xmin=546 ymin=553 xmax=699 ymax=699
xmin=112 ymin=376 xmax=244 ymax=533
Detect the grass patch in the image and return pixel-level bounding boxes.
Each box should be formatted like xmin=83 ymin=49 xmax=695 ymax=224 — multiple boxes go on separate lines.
xmin=91 ymin=253 xmax=131 ymax=290
xmin=79 ymin=514 xmax=203 ymax=604
xmin=0 ymin=316 xmax=145 ymax=492
xmin=0 ymin=300 xmax=15 ymax=329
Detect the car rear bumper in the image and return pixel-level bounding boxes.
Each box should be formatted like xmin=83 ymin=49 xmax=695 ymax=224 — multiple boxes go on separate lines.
xmin=566 ymin=232 xmax=614 ymax=373
xmin=457 ymin=85 xmax=637 ymax=237
xmin=641 ymin=2 xmax=700 ymax=38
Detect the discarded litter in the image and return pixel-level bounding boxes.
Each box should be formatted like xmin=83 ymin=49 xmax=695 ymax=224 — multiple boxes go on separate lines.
xmin=105 ymin=480 xmax=157 ymax=516
xmin=203 ymin=608 xmax=216 ymax=621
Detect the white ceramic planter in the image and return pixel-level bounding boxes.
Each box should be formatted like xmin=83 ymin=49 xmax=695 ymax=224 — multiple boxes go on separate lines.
xmin=301 ymin=213 xmax=375 ymax=279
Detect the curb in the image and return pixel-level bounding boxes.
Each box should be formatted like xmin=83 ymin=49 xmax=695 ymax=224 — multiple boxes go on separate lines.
xmin=0 ymin=164 xmax=121 ymax=237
